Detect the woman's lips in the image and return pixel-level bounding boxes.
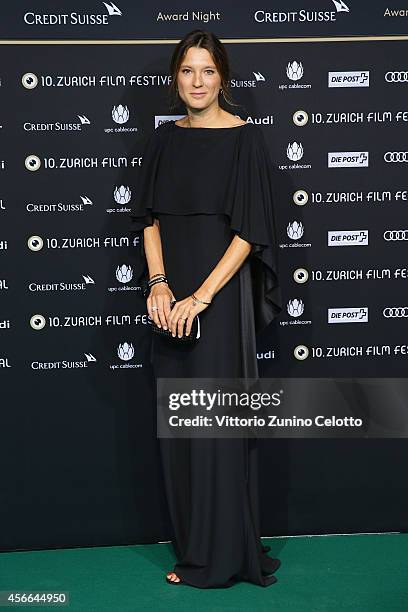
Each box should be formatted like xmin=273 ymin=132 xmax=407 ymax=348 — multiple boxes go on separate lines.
xmin=191 ymin=93 xmax=206 ymax=97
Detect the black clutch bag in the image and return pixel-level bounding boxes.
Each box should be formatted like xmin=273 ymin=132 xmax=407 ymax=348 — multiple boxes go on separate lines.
xmin=147 ymin=300 xmax=200 ymax=343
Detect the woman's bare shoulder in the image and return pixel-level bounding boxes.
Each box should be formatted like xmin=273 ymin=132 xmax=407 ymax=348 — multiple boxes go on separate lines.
xmin=174 ymin=118 xmax=188 ymax=127
xmin=221 ymin=113 xmax=247 ymax=127
xmin=230 ymin=117 xmax=248 ymax=126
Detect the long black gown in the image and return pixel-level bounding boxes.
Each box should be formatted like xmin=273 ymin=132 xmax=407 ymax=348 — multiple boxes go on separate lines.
xmin=130 ymin=119 xmax=282 ymax=588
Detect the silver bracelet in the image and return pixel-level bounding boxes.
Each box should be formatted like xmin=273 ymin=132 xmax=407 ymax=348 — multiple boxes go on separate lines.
xmin=191 ymin=292 xmax=212 ymax=306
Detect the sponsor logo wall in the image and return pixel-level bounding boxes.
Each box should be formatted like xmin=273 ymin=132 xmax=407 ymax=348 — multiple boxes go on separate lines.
xmin=2 ymin=34 xmax=408 ymax=377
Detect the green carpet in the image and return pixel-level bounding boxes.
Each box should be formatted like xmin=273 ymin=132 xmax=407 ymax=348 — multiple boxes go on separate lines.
xmin=0 ymin=533 xmax=406 ymax=611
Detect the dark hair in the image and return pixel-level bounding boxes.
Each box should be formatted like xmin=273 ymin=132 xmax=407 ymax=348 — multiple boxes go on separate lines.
xmin=167 ymin=29 xmax=239 ymax=110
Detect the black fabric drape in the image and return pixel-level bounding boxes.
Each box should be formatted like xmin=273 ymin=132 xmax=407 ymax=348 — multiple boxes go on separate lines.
xmin=129 ymin=120 xmax=282 ymax=335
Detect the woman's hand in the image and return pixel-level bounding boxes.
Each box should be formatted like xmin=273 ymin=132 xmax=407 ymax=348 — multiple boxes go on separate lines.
xmin=168 ymin=292 xmax=212 ymax=338
xmin=147 ymin=282 xmax=176 ymax=330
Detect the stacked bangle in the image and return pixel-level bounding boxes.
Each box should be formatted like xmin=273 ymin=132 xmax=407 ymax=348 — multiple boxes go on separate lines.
xmin=147 ymin=273 xmax=168 ymax=290
xmin=143 ymin=275 xmax=212 ymax=306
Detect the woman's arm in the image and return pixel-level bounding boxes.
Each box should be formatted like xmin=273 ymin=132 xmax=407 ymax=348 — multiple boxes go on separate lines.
xmin=194 ymin=234 xmax=252 ymax=303
xmin=143 ymin=218 xmax=165 ymax=278
xmin=168 ymin=234 xmax=252 ymax=338
xmin=143 ymin=218 xmax=175 ymax=329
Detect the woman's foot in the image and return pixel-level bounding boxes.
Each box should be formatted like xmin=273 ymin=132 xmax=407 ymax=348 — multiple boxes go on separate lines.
xmin=166 ymin=571 xmax=182 ymax=584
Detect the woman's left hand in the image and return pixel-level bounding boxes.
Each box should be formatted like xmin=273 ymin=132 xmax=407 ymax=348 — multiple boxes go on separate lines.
xmin=168 ymin=293 xmax=211 ymax=338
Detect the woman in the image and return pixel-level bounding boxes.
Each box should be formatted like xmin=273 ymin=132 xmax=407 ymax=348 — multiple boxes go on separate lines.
xmin=130 ymin=29 xmax=282 ymax=588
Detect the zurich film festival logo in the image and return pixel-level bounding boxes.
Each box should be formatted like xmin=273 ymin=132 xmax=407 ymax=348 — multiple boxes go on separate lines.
xmin=293 ymin=190 xmax=309 ymax=206
xmin=328 ymin=152 xmax=369 ymax=167
xmin=328 ymin=71 xmax=370 ymax=87
xmin=27 ymin=236 xmax=44 ymax=251
xmin=254 ymin=0 xmax=350 ymax=24
xmin=22 ymin=73 xmax=38 ymax=89
xmin=25 ymin=155 xmax=41 ymax=171
xmin=293 ymin=110 xmax=309 ymax=126
xmin=23 ymin=2 xmax=122 ymax=26
xmin=293 ymin=268 xmax=309 ymax=284
xmin=328 ymin=307 xmax=369 ymax=324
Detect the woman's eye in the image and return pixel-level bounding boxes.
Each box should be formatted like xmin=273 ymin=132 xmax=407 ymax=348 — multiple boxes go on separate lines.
xmin=181 ymin=69 xmax=215 ymax=74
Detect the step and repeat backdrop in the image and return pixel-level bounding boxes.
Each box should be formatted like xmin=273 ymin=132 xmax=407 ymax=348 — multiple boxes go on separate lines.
xmin=1 ymin=1 xmax=408 ymax=550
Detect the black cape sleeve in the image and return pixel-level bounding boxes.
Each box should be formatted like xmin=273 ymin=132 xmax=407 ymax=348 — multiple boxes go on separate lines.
xmin=224 ymin=126 xmax=282 ymax=335
xmin=129 ymin=124 xmax=165 ymax=234
xmin=129 ymin=124 xmax=165 ymax=283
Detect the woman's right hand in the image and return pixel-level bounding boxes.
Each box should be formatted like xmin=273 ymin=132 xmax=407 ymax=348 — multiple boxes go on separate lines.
xmin=147 ymin=281 xmax=176 ymax=330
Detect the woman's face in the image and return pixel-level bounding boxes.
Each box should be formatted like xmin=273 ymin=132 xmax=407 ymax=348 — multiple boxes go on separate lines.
xmin=176 ymin=46 xmax=222 ymax=110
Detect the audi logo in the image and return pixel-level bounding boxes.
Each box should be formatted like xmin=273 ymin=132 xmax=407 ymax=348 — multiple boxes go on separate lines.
xmin=383 ymin=307 xmax=408 ymax=318
xmin=385 ymin=71 xmax=408 ymax=82
xmin=383 ymin=230 xmax=408 ymax=240
xmin=384 ymin=152 xmax=408 ymax=162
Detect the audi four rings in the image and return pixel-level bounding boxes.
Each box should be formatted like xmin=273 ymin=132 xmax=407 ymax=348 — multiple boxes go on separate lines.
xmin=383 ymin=231 xmax=408 ymax=240
xmin=385 ymin=71 xmax=408 ymax=82
xmin=383 ymin=308 xmax=408 ymax=317
xmin=384 ymin=152 xmax=408 ymax=162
